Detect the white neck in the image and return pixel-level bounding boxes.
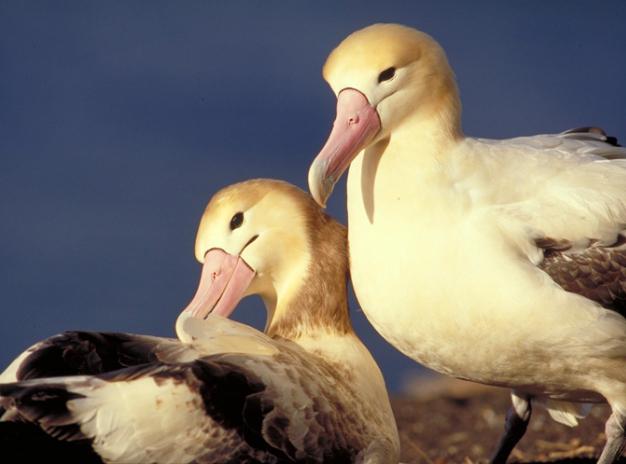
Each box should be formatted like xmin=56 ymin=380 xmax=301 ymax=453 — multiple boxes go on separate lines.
xmin=344 ymin=93 xmax=467 ymax=361
xmin=347 ymin=106 xmax=464 ymax=227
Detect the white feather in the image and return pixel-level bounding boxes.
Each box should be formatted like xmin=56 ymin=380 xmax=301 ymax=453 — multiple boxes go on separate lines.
xmin=539 ymin=399 xmax=592 ymax=427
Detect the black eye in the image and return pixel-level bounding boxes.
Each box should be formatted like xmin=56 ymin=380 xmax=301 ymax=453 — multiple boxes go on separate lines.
xmin=377 ymin=67 xmax=396 ymax=83
xmin=230 ymin=212 xmax=244 ymax=230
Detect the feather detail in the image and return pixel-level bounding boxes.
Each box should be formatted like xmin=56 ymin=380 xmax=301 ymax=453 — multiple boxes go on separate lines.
xmin=536 ymin=398 xmax=592 ymax=427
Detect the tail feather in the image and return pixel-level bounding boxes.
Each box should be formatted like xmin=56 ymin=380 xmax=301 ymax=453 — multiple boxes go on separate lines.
xmin=562 ymin=126 xmax=622 ymax=147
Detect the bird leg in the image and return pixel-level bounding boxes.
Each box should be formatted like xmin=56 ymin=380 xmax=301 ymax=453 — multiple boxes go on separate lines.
xmin=597 ymin=409 xmax=626 ymax=464
xmin=490 ymin=392 xmax=531 ymax=464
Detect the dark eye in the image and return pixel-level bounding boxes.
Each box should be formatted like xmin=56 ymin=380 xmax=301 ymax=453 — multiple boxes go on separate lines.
xmin=378 ymin=67 xmax=396 ymax=83
xmin=230 ymin=212 xmax=244 ymax=230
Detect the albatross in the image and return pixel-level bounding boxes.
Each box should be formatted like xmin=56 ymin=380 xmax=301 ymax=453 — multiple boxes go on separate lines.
xmin=0 ymin=179 xmax=399 ymax=464
xmin=307 ymin=23 xmax=626 ymax=464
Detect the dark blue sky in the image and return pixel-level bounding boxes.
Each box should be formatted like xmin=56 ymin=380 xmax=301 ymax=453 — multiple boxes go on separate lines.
xmin=1 ymin=1 xmax=624 ymax=391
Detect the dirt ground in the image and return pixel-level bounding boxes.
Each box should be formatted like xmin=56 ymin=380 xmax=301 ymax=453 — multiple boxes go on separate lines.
xmin=392 ymin=375 xmax=624 ymax=464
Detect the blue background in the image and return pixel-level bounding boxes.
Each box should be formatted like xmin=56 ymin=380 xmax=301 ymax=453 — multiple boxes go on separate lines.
xmin=1 ymin=1 xmax=624 ymax=391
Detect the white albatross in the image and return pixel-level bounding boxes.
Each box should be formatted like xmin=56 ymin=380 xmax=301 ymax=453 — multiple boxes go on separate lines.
xmin=307 ymin=23 xmax=626 ymax=464
xmin=0 ymin=179 xmax=399 ymax=464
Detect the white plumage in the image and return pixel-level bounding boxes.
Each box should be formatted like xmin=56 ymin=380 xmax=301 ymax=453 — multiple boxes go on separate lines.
xmin=308 ymin=23 xmax=626 ymax=463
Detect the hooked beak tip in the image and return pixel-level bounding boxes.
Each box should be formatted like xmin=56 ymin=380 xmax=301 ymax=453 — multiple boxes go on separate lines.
xmin=307 ymin=160 xmax=334 ymax=208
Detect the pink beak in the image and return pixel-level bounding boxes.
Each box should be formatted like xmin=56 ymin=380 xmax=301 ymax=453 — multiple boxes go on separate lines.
xmin=182 ymin=248 xmax=255 ymax=320
xmin=308 ymin=88 xmax=381 ymax=207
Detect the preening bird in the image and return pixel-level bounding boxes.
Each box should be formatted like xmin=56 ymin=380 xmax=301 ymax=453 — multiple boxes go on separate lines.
xmin=0 ymin=179 xmax=400 ymax=464
xmin=308 ymin=23 xmax=626 ymax=464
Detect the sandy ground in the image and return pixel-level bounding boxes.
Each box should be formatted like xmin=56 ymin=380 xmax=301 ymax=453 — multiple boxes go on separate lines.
xmin=392 ymin=375 xmax=624 ymax=464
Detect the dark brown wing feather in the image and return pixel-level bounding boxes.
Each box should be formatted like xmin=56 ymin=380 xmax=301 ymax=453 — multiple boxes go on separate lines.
xmin=15 ymin=331 xmax=170 ymax=381
xmin=538 ymin=235 xmax=626 ymax=315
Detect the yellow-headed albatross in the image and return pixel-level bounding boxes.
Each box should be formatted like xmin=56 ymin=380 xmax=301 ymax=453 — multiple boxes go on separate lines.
xmin=0 ymin=179 xmax=399 ymax=464
xmin=308 ymin=23 xmax=626 ymax=464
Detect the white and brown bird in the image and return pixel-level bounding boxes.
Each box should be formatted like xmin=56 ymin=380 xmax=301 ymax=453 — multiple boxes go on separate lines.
xmin=0 ymin=179 xmax=400 ymax=464
xmin=308 ymin=23 xmax=626 ymax=464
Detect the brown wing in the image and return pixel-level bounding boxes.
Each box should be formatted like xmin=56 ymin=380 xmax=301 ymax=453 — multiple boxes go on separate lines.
xmin=537 ymin=235 xmax=626 ymax=314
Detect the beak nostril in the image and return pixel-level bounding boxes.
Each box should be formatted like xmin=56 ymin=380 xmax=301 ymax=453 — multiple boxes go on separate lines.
xmin=211 ymin=271 xmax=218 ymax=281
xmin=348 ymin=115 xmax=359 ymax=125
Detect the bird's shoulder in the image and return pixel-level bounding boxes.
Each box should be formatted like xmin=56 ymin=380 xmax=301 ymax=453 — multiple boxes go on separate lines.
xmin=451 ymin=128 xmax=626 ymax=245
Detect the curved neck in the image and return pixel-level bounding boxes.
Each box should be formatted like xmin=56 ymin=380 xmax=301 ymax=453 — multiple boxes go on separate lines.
xmin=266 ymin=219 xmax=351 ymax=340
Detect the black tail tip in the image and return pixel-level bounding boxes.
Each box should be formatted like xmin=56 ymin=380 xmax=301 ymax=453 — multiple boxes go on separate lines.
xmin=564 ymin=126 xmax=622 ymax=147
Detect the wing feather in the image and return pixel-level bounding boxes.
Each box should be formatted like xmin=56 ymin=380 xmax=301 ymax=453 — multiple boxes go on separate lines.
xmin=537 ymin=234 xmax=626 ymax=314
xmin=0 ymin=331 xmax=181 ymax=383
xmin=1 ymin=315 xmax=390 ymax=462
xmin=457 ymin=128 xmax=626 ymax=245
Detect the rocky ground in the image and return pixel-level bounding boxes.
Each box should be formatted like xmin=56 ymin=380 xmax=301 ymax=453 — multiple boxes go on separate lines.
xmin=392 ymin=375 xmax=624 ymax=464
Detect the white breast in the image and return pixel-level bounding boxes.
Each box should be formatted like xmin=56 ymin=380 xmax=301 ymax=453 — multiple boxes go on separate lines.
xmin=346 ymin=140 xmax=626 ymax=392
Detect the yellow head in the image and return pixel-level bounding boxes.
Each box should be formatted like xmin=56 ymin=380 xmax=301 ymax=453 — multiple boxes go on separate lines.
xmin=183 ymin=179 xmax=350 ymax=337
xmin=309 ymin=23 xmax=460 ymax=206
